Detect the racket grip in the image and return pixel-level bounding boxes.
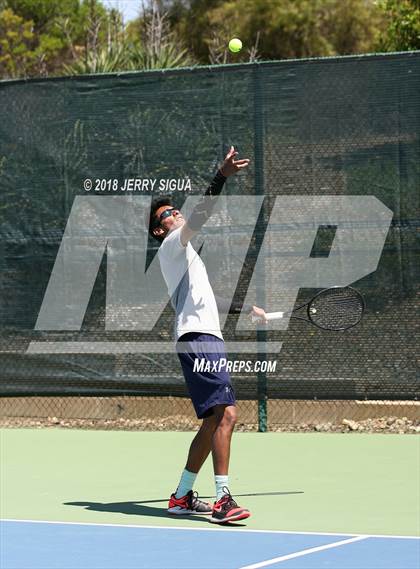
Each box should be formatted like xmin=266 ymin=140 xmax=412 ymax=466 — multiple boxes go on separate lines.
xmin=252 ymin=311 xmax=284 ymax=323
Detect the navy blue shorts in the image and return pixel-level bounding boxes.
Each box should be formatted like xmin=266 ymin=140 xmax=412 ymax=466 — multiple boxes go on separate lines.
xmin=177 ymin=332 xmax=236 ymax=419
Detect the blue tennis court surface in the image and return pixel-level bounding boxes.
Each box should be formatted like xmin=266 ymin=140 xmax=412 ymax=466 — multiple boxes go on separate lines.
xmin=1 ymin=520 xmax=419 ymax=569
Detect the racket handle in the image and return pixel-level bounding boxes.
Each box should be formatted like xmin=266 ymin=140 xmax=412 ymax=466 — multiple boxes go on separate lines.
xmin=252 ymin=311 xmax=284 ymax=323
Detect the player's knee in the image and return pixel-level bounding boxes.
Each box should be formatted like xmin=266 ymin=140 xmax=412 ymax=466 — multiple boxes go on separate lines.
xmin=221 ymin=406 xmax=237 ymax=430
xmin=211 ymin=404 xmax=236 ymax=430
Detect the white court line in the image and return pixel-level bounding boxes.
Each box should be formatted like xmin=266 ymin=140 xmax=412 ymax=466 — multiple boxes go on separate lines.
xmin=238 ymin=536 xmax=368 ymax=569
xmin=1 ymin=519 xmax=419 ymax=540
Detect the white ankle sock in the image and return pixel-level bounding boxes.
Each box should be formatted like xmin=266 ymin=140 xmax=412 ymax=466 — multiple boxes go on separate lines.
xmin=175 ymin=469 xmax=197 ymax=498
xmin=215 ymin=475 xmax=229 ymax=501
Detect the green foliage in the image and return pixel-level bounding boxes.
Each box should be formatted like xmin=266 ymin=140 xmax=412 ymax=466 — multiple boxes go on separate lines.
xmin=206 ymin=0 xmax=333 ymax=60
xmin=129 ymin=42 xmax=193 ymax=70
xmin=166 ymin=0 xmax=226 ymax=62
xmin=6 ymin=0 xmax=79 ymax=30
xmin=0 ymin=0 xmax=85 ymax=77
xmin=64 ymin=43 xmax=128 ymax=74
xmin=0 ymin=0 xmax=418 ymax=79
xmin=170 ymin=0 xmax=386 ymax=62
xmin=322 ymin=0 xmax=385 ymax=55
xmin=64 ymin=1 xmax=194 ymax=74
xmin=128 ymin=2 xmax=194 ymax=70
xmin=0 ymin=8 xmax=37 ymax=78
xmin=376 ymin=0 xmax=420 ymax=51
xmin=0 ymin=0 xmax=126 ymax=78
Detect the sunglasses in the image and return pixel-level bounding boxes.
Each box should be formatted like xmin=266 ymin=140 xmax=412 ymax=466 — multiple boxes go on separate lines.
xmin=154 ymin=207 xmax=179 ymax=227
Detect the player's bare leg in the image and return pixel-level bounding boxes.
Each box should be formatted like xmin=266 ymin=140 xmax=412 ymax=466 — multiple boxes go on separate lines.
xmin=211 ymin=404 xmax=236 ymax=475
xmin=185 ymin=414 xmax=219 ymax=473
xmin=184 ymin=404 xmax=237 ymax=474
xmin=209 ymin=404 xmax=250 ymax=523
xmin=168 ymin=415 xmax=219 ymax=515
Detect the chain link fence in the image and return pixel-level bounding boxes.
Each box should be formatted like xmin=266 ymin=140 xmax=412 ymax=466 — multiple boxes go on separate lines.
xmin=1 ymin=397 xmax=419 ymax=433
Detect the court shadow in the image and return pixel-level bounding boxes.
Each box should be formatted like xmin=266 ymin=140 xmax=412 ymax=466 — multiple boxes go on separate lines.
xmin=132 ymin=491 xmax=304 ymax=504
xmin=65 ymin=491 xmax=302 ymax=523
xmin=64 ymin=501 xmax=209 ymax=522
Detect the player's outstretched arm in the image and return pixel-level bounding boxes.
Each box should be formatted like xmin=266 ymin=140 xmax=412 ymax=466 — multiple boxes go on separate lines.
xmin=250 ymin=305 xmax=268 ymax=323
xmin=180 ymin=146 xmax=250 ymax=246
xmin=215 ymin=296 xmax=267 ymax=321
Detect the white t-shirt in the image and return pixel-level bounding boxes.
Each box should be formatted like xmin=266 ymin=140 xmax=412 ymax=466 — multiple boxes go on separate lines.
xmin=158 ymin=227 xmax=223 ymax=341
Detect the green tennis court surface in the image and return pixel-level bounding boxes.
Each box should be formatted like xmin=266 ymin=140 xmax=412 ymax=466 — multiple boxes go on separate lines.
xmin=1 ymin=429 xmax=419 ymax=568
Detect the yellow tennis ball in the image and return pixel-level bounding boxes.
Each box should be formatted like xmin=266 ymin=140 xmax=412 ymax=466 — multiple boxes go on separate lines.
xmin=229 ymin=38 xmax=242 ymax=53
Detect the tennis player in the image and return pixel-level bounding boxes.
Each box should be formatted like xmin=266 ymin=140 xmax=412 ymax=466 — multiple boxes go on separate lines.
xmin=148 ymin=146 xmax=267 ymax=523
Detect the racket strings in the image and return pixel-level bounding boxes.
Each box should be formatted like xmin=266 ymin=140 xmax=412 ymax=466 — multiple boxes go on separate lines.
xmin=309 ymin=289 xmax=363 ymax=330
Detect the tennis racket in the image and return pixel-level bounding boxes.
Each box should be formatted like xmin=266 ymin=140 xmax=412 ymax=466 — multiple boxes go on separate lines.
xmin=252 ymin=286 xmax=365 ymax=331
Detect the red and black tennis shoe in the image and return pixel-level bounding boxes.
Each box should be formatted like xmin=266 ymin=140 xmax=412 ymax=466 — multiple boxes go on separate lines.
xmin=210 ymin=487 xmax=251 ymax=524
xmin=167 ymin=490 xmax=212 ymax=515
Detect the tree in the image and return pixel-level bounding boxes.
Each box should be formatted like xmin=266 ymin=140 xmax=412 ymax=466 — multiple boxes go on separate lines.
xmin=204 ymin=0 xmax=333 ymax=60
xmin=64 ymin=1 xmax=194 ymax=74
xmin=376 ymin=0 xmax=420 ymax=51
xmin=0 ymin=0 xmax=121 ymax=78
xmin=128 ymin=1 xmax=194 ymax=70
xmin=322 ymin=0 xmax=385 ymax=55
xmin=5 ymin=0 xmax=79 ymax=31
xmin=164 ymin=0 xmax=387 ymax=62
xmin=2 ymin=0 xmax=84 ymax=76
xmin=165 ymin=0 xmax=225 ymax=62
xmin=3 ymin=0 xmax=418 ymax=79
xmin=0 ymin=8 xmax=37 ymax=78
xmin=63 ymin=2 xmax=128 ymax=74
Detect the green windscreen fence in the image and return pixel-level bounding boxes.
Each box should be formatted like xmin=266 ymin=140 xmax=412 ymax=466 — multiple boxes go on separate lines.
xmin=0 ymin=52 xmax=419 ymax=403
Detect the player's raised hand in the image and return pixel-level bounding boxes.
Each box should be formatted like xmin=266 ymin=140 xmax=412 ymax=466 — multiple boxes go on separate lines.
xmin=220 ymin=146 xmax=250 ymax=177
